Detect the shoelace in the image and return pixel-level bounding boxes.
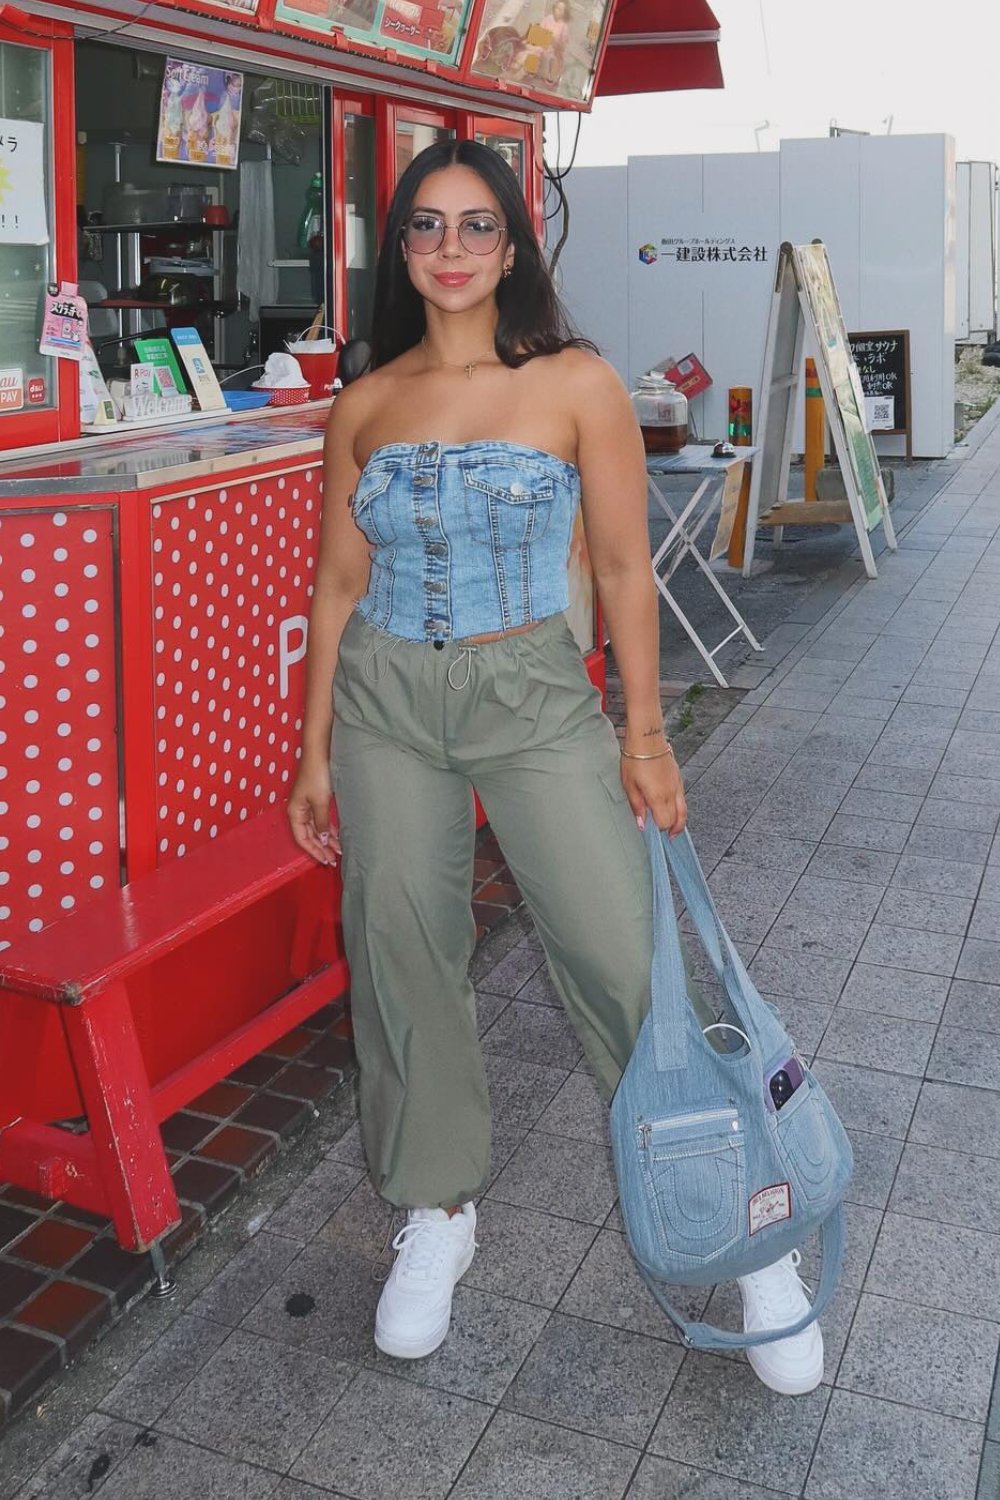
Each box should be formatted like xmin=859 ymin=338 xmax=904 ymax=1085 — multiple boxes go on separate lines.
xmin=390 ymin=1217 xmax=463 ymax=1285
xmin=745 ymin=1249 xmax=812 ymax=1326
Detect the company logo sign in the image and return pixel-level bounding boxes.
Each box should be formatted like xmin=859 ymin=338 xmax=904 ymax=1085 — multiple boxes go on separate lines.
xmin=0 ymin=366 xmax=24 ymax=411
xmin=637 ymin=243 xmax=658 ymax=266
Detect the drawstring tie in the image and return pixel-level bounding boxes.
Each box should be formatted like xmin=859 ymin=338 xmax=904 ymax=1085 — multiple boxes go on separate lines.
xmin=363 ymin=634 xmax=403 ymax=683
xmin=447 ymin=644 xmax=478 ymax=690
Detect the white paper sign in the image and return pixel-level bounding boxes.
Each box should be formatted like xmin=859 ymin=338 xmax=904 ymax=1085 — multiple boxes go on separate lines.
xmin=864 ymin=394 xmax=895 ymax=431
xmin=0 ymin=119 xmax=49 ymax=245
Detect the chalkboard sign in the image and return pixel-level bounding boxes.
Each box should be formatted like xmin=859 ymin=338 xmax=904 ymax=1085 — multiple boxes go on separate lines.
xmin=847 ymin=329 xmax=912 ymax=457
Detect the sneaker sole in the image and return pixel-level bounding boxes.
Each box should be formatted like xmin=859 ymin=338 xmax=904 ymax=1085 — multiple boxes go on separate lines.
xmin=373 ymin=1241 xmax=476 ymax=1361
xmin=746 ymin=1345 xmax=824 ymax=1397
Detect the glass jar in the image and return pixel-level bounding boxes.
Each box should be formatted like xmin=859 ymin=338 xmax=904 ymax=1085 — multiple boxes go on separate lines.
xmin=630 ymin=375 xmax=689 ymax=455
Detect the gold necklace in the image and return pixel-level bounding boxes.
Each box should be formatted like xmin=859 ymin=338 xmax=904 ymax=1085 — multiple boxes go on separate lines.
xmin=421 ymin=335 xmax=497 ymax=380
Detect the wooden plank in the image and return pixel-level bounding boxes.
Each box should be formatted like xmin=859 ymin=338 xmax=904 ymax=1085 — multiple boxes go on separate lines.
xmin=758 ymin=501 xmax=853 ymax=527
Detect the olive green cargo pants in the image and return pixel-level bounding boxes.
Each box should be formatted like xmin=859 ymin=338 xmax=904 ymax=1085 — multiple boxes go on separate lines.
xmin=331 ymin=609 xmax=707 ymax=1209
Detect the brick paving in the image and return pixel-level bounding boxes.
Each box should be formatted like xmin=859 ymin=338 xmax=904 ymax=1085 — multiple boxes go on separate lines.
xmin=3 ymin=408 xmax=1000 ymax=1496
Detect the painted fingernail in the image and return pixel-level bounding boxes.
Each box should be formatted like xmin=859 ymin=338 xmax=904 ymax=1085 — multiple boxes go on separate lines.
xmin=636 ymin=815 xmax=645 ymax=830
xmin=319 ymin=832 xmax=330 ymax=845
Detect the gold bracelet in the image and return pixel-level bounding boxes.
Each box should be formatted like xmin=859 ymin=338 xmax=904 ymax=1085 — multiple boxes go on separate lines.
xmin=621 ymin=744 xmax=675 ymax=761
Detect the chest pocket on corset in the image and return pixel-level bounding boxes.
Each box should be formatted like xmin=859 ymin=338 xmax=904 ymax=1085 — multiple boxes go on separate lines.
xmin=351 ymin=468 xmax=396 ymax=546
xmin=461 ymin=464 xmax=556 ymax=549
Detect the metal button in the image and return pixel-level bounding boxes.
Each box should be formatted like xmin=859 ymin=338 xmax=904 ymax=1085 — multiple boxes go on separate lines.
xmin=414 ymin=474 xmax=434 ymax=487
xmin=426 ymin=580 xmax=445 ymax=594
xmin=427 ymin=543 xmax=447 ymax=557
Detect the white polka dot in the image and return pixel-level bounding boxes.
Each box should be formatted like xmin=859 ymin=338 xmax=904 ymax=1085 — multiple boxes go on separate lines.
xmin=27 ymin=883 xmax=42 ymax=898
xmin=27 ymin=849 xmax=41 ymax=863
xmin=55 ymin=654 xmax=69 ymax=668
xmin=59 ymin=827 xmax=73 ymax=840
xmin=88 ymin=807 xmax=101 ymax=821
xmin=87 ymin=738 xmax=100 ymax=752
xmin=25 ymin=745 xmax=39 ymax=759
xmin=22 ymin=639 xmax=37 ymax=654
xmin=85 ymin=634 xmax=99 ymax=648
xmin=85 ymin=669 xmax=99 ymax=684
xmin=56 ymin=689 xmax=70 ymax=703
xmin=22 ymin=604 xmax=36 ymax=618
xmin=20 ymin=532 xmax=35 ymax=548
xmin=60 ymin=861 xmax=74 ymax=875
xmin=25 ymin=779 xmax=40 ymax=794
xmin=83 ymin=564 xmax=98 ymax=579
xmin=23 ymin=708 xmax=39 ymax=723
xmin=89 ymin=875 xmax=104 ymax=890
xmin=53 ymin=583 xmax=69 ymax=598
xmin=89 ymin=841 xmax=102 ymax=855
xmin=83 ymin=528 xmax=97 ymax=543
xmin=58 ymin=757 xmax=72 ymax=771
xmin=57 ymin=723 xmax=71 ymax=737
xmin=29 ymin=917 xmax=44 ymax=930
xmin=53 ymin=512 xmax=67 ymax=527
xmin=58 ymin=792 xmax=72 ymax=806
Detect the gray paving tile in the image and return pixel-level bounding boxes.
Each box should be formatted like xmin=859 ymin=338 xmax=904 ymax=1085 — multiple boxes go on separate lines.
xmin=828 ymin=693 xmax=898 ymax=722
xmin=716 ymin=832 xmax=817 ymax=875
xmin=865 ymin=1210 xmax=1000 ymax=1320
xmin=957 ymin=937 xmax=1000 ymax=983
xmin=842 ymin=1129 xmax=904 ymax=1210
xmin=748 ymin=947 xmax=851 ymax=1004
xmin=482 ymin=1051 xmax=569 ymax=1132
xmin=487 ymin=1131 xmax=617 ymax=1226
xmin=158 ymin=1328 xmax=352 ymax=1469
xmin=625 ymin=1455 xmax=788 ymax=1499
xmin=316 ymin=1174 xmax=397 ymax=1261
xmin=476 ymin=991 xmax=511 ymax=1035
xmin=854 ymin=764 xmax=935 ymax=797
xmin=98 ymin=1314 xmax=230 ymax=1426
xmin=822 ymin=814 xmax=910 ymax=853
xmin=485 ymin=1123 xmax=529 ymax=1189
xmin=797 ymin=1203 xmax=883 ymax=1290
xmin=839 ymin=788 xmax=923 ymax=824
xmin=558 ymin=1228 xmax=709 ymax=1344
xmin=649 ymin=1349 xmax=828 ymax=1492
xmin=982 ymin=865 xmax=1000 ymax=902
xmin=502 ymin=1312 xmax=683 ymax=1446
xmin=272 ymin=1483 xmax=344 ymax=1500
xmin=928 ymin=771 xmax=1000 ymax=810
xmin=809 ymin=1060 xmax=919 ymax=1138
xmin=475 ymin=942 xmax=545 ymax=997
xmin=462 ymin=1200 xmax=596 ymax=1309
xmin=969 ymin=898 xmax=1000 ymax=941
xmin=805 ymin=843 xmax=899 ymax=886
xmin=481 ymin=1000 xmax=584 ymax=1070
xmin=264 ymin=1157 xmax=367 ymax=1243
xmin=804 ymin=1388 xmax=982 ymax=1499
xmin=891 ymin=853 xmax=985 ymax=898
xmin=837 ymin=1292 xmax=999 ymax=1422
xmin=943 ymin=978 xmax=1000 ymax=1032
xmin=12 ymin=1414 xmax=143 ymax=1500
xmin=839 ymin=961 xmax=949 ymax=1022
xmin=767 ymin=875 xmax=882 ymax=961
xmin=918 ymin=797 xmax=1000 ymax=834
xmin=928 ymin=1024 xmax=1000 ymax=1090
xmin=765 ymin=995 xmax=833 ymax=1055
xmin=889 ymin=1141 xmax=1000 ymax=1231
xmin=328 ymin=1118 xmax=367 ymax=1170
xmin=910 ymin=1079 xmax=1000 ymax=1159
xmin=241 ymin=1239 xmax=383 ymax=1364
xmin=874 ymin=886 xmax=974 ymax=937
xmin=818 ymin=1007 xmax=935 ymax=1077
xmin=447 ymin=1410 xmax=638 ymax=1500
xmin=534 ymin=1070 xmax=608 ymax=1144
xmin=91 ymin=1431 xmax=281 ymax=1500
xmin=189 ymin=1230 xmax=304 ymax=1326
xmin=514 ymin=964 xmax=561 ymax=1006
xmin=904 ymin=822 xmax=994 ymax=863
xmin=854 ymin=922 xmax=964 ymax=978
xmin=291 ymin=1367 xmax=490 ymax=1499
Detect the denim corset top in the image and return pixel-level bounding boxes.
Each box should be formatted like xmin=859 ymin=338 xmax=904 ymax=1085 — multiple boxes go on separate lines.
xmin=350 ymin=439 xmax=581 ymax=642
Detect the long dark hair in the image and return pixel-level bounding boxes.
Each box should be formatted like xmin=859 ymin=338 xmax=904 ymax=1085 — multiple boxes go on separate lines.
xmin=369 ymin=139 xmax=596 ymax=369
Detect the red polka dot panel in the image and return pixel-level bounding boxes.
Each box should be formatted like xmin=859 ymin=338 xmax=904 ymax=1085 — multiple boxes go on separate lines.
xmin=149 ymin=470 xmax=319 ymax=864
xmin=0 ymin=507 xmax=122 ymax=951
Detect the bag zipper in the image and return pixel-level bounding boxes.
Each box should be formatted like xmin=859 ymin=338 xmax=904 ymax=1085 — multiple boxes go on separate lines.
xmin=640 ymin=1106 xmax=740 ymax=1145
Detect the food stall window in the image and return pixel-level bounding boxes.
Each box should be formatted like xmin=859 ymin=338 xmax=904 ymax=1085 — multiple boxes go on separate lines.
xmin=0 ymin=40 xmax=57 ymax=419
xmin=474 ymin=129 xmax=525 ymax=189
xmin=395 ymin=117 xmax=455 ymax=182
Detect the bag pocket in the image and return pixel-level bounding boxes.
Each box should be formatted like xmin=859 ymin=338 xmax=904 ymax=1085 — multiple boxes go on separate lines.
xmin=773 ymin=1074 xmax=843 ymax=1202
xmin=639 ymin=1103 xmax=745 ymax=1267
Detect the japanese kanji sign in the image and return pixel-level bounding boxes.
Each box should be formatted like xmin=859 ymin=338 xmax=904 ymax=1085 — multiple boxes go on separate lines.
xmin=0 ymin=119 xmax=48 ymax=245
xmin=848 ymin=330 xmax=911 ymax=443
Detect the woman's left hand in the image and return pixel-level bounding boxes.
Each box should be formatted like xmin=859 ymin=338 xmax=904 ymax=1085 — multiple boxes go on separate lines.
xmin=621 ymin=750 xmax=687 ymax=837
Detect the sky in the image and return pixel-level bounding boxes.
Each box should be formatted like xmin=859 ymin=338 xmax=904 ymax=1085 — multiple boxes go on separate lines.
xmin=548 ymin=0 xmax=1000 ymax=169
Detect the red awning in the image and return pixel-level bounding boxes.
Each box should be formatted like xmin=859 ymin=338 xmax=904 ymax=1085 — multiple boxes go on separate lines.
xmin=595 ymin=0 xmax=723 ymax=96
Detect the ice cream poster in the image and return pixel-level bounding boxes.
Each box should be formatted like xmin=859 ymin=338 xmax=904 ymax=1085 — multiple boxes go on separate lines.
xmin=156 ymin=59 xmax=243 ymax=170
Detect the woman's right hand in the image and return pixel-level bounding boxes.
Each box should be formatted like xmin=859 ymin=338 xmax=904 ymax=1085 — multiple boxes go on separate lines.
xmin=287 ymin=760 xmax=340 ymax=867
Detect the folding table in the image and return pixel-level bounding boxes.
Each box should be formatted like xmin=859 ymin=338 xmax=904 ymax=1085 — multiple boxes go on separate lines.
xmin=647 ymin=444 xmax=763 ymax=688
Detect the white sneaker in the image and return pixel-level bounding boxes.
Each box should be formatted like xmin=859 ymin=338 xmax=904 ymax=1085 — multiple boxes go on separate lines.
xmin=737 ymin=1249 xmax=824 ymax=1395
xmin=374 ymin=1203 xmax=477 ymax=1360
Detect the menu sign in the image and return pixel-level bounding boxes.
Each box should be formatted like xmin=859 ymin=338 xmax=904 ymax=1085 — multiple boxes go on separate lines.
xmin=275 ymin=0 xmax=473 ymax=63
xmin=467 ymin=0 xmax=614 ymax=103
xmin=156 ymin=58 xmax=244 ymax=170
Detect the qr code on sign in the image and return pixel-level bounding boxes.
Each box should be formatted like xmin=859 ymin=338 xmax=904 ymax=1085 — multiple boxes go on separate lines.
xmin=872 ymin=401 xmax=892 ymax=423
xmin=866 ymin=395 xmax=895 ymax=430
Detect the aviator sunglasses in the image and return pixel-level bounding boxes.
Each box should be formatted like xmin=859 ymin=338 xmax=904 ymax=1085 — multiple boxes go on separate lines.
xmin=402 ymin=212 xmax=507 ymax=256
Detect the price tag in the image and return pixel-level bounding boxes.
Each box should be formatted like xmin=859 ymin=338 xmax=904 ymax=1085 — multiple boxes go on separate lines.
xmin=39 ymin=282 xmax=89 ymax=363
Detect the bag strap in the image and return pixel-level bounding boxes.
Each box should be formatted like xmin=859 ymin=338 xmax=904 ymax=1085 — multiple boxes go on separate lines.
xmin=638 ymin=1204 xmax=846 ymax=1352
xmin=644 ymin=816 xmax=692 ymax=1073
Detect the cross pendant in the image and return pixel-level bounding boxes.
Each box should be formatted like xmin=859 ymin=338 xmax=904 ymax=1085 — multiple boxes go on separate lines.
xmin=465 ymin=364 xmax=475 ymax=379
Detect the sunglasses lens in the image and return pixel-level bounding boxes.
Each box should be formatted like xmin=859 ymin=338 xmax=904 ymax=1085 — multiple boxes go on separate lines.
xmin=403 ymin=215 xmax=445 ymax=252
xmin=459 ymin=218 xmax=503 ymax=254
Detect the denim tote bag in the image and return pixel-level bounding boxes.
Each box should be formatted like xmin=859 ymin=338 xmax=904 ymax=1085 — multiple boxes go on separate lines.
xmin=610 ymin=825 xmax=853 ymax=1352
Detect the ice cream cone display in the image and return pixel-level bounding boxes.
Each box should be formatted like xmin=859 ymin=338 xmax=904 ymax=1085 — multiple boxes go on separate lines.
xmin=157 ymin=59 xmax=244 ymax=170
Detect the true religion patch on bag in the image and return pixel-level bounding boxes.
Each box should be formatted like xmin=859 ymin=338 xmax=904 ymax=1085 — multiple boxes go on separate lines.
xmin=748 ymin=1182 xmax=792 ymax=1236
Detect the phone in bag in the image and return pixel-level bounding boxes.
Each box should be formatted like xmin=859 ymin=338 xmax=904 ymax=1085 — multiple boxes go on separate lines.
xmin=764 ymin=1055 xmax=805 ymax=1111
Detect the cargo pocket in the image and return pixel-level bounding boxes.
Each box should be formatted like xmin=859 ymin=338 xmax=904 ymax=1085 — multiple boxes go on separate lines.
xmin=639 ymin=1104 xmax=745 ymax=1267
xmin=773 ymin=1075 xmax=844 ymax=1202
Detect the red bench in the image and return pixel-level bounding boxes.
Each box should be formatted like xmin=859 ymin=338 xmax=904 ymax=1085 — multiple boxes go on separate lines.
xmin=0 ymin=807 xmax=345 ymax=1269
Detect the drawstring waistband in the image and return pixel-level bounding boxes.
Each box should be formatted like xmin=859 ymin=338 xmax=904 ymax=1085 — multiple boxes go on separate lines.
xmin=447 ymin=644 xmax=478 ymax=691
xmin=363 ymin=633 xmax=403 ymax=683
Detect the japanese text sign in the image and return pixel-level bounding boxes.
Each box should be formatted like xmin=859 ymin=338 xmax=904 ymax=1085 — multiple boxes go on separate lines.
xmin=0 ymin=119 xmax=48 ymax=245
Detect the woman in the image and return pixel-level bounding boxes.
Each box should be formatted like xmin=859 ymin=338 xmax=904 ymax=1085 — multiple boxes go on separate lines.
xmin=287 ymin=140 xmax=823 ymax=1396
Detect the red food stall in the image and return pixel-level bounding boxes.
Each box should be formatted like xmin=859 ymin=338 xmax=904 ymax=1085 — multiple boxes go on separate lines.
xmin=0 ymin=0 xmax=722 ymax=1245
